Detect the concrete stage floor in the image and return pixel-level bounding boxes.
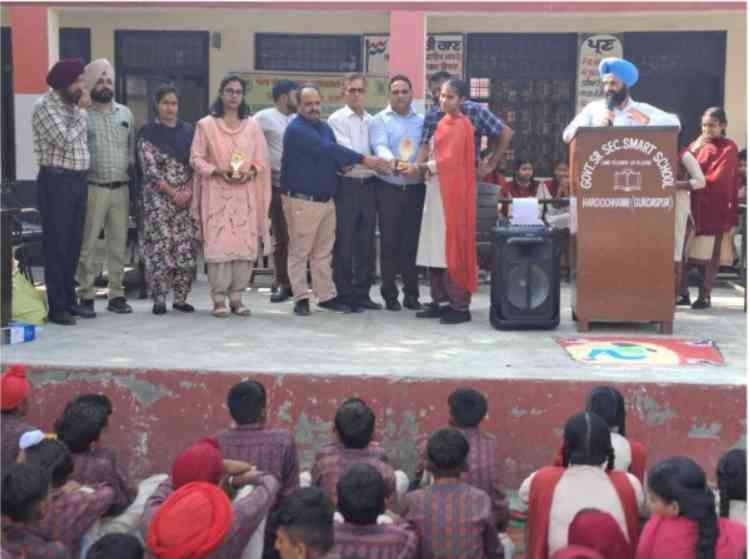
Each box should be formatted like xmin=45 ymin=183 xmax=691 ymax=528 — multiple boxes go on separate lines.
xmin=4 ymin=278 xmax=746 ymax=386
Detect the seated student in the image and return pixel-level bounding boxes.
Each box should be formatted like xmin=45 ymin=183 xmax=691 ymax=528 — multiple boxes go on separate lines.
xmin=311 ymin=398 xmax=400 ymax=510
xmin=1 ymin=364 xmax=39 ymax=470
xmin=552 ymin=386 xmax=648 ymax=483
xmin=147 ymin=481 xmax=235 ymax=559
xmin=521 ymin=412 xmax=643 ymax=559
xmin=636 ymin=457 xmax=746 ymax=559
xmin=334 ymin=464 xmax=417 ymax=559
xmin=142 ymin=437 xmax=280 ymax=558
xmin=275 ymin=487 xmax=339 ymax=559
xmin=216 ymin=380 xmax=300 ymax=498
xmin=716 ymin=448 xmax=746 ymax=525
xmin=55 ymin=398 xmax=136 ymax=515
xmin=86 ymin=533 xmax=144 ymax=559
xmin=402 ymin=428 xmax=502 ymax=559
xmin=2 ymin=463 xmax=71 ymax=558
xmin=551 ymin=509 xmax=632 ymax=559
xmin=500 ymin=157 xmax=539 ymax=217
xmin=414 ymin=387 xmax=509 ymax=530
xmin=537 ymin=161 xmax=571 ymax=230
xmin=24 ymin=438 xmax=115 ymax=557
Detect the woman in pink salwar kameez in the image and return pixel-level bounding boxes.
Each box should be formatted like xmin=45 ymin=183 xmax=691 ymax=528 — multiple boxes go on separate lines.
xmin=191 ymin=74 xmax=271 ymax=317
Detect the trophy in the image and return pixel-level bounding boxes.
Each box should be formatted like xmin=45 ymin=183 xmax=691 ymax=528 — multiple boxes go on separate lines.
xmin=395 ymin=138 xmax=415 ymax=175
xmin=230 ymin=149 xmax=245 ymax=179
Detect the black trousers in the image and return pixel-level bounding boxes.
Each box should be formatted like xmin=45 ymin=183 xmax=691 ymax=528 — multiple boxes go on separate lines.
xmin=36 ymin=166 xmax=87 ymax=315
xmin=333 ymin=176 xmax=377 ymax=304
xmin=375 ymin=179 xmax=426 ymax=301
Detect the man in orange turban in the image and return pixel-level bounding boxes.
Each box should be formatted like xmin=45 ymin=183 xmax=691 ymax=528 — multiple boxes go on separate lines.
xmin=1 ymin=365 xmax=38 ymax=470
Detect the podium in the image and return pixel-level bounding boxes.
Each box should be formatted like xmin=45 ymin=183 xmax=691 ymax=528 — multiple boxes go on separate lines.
xmin=569 ymin=126 xmax=679 ymax=334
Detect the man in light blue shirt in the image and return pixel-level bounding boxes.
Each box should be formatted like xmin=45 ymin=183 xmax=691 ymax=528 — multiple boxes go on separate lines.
xmin=369 ymin=75 xmax=425 ymax=311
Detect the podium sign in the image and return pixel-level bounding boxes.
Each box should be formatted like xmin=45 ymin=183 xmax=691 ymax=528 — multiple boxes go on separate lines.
xmin=570 ymin=126 xmax=679 ymax=333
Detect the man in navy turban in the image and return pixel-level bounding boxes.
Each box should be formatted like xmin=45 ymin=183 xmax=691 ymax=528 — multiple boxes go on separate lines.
xmin=563 ymin=57 xmax=681 ymax=143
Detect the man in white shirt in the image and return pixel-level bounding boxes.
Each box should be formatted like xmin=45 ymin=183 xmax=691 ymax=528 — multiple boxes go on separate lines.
xmin=254 ymin=80 xmax=298 ymax=303
xmin=327 ymin=74 xmax=383 ymax=312
xmin=563 ymin=57 xmax=681 ymax=144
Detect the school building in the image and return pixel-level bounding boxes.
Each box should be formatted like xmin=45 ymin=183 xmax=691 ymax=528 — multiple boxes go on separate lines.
xmin=1 ymin=2 xmax=746 ymax=181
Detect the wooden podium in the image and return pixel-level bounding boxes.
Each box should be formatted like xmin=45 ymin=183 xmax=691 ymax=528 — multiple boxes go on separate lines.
xmin=569 ymin=126 xmax=679 ymax=333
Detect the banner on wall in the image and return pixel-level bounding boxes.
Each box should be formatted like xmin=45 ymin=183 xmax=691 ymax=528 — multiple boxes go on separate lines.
xmin=234 ymin=72 xmax=389 ymax=118
xmin=575 ymin=33 xmax=624 ymax=113
xmin=364 ymin=34 xmax=389 ymax=75
xmin=363 ymin=33 xmax=464 ymax=81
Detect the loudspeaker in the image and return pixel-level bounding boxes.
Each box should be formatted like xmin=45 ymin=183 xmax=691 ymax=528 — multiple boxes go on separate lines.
xmin=490 ymin=225 xmax=561 ymax=330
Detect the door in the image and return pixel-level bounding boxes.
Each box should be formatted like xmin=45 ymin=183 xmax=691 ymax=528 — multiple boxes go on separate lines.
xmin=2 ymin=27 xmax=15 ymax=181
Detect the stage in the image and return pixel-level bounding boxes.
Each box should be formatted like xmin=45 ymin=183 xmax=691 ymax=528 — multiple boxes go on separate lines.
xmin=2 ymin=278 xmax=746 ymax=489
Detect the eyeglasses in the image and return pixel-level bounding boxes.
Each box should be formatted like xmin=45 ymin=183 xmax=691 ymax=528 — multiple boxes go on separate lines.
xmin=346 ymin=87 xmax=365 ymax=94
xmin=223 ymin=89 xmax=244 ymax=96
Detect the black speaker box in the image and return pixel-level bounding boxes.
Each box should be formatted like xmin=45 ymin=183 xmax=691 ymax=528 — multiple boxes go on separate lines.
xmin=490 ymin=225 xmax=561 ymax=330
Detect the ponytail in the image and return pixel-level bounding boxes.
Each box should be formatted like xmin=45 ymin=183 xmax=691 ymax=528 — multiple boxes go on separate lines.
xmin=716 ymin=448 xmax=746 ymax=518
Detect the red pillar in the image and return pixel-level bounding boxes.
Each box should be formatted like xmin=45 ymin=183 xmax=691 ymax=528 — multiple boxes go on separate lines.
xmin=388 ymin=10 xmax=426 ymax=111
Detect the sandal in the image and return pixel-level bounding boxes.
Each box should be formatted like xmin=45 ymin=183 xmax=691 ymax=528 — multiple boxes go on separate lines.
xmin=212 ymin=305 xmax=230 ymax=318
xmin=230 ymin=304 xmax=251 ymax=317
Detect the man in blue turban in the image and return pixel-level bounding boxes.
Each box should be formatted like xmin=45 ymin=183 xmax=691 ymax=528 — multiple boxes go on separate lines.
xmin=563 ymin=57 xmax=680 ymax=143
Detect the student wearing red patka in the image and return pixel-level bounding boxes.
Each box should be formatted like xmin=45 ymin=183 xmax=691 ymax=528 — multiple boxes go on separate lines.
xmin=520 ymin=412 xmax=644 ymax=559
xmin=0 ymin=364 xmax=38 ymax=470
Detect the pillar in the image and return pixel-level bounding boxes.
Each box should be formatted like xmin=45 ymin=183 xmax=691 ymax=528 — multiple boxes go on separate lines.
xmin=388 ymin=10 xmax=426 ymax=114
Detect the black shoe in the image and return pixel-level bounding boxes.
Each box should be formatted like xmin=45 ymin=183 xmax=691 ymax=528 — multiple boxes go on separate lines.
xmin=675 ymin=294 xmax=692 ymax=306
xmin=270 ymin=286 xmax=293 ymax=303
xmin=385 ymin=299 xmax=402 ymax=311
xmin=318 ymin=297 xmax=350 ymax=313
xmin=349 ymin=303 xmax=365 ymax=313
xmin=416 ymin=303 xmax=447 ymax=318
xmin=172 ymin=302 xmax=195 ymax=313
xmin=153 ymin=303 xmax=167 ymax=315
xmin=48 ymin=311 xmax=76 ymax=325
xmin=107 ymin=297 xmax=133 ymax=314
xmin=359 ymin=297 xmax=383 ymax=310
xmin=294 ymin=299 xmax=310 ymax=316
xmin=403 ymin=295 xmax=423 ymax=311
xmin=691 ymin=297 xmax=711 ymax=310
xmin=69 ymin=301 xmax=96 ymax=319
xmin=440 ymin=309 xmax=471 ymax=324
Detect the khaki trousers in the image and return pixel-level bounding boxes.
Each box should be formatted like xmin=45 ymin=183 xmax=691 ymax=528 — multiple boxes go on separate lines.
xmin=281 ymin=194 xmax=337 ymax=303
xmin=207 ymin=261 xmax=253 ymax=305
xmin=77 ymin=184 xmax=130 ymax=300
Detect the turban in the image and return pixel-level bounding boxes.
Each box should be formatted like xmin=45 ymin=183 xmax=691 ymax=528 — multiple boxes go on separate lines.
xmin=46 ymin=58 xmax=85 ymax=90
xmin=83 ymin=58 xmax=115 ymax=92
xmin=1 ymin=364 xmax=30 ymax=411
xmin=171 ymin=438 xmax=224 ymax=489
xmin=598 ymin=57 xmax=639 ymax=88
xmin=567 ymin=509 xmax=632 ymax=559
xmin=551 ymin=546 xmax=606 ymax=559
xmin=147 ymin=481 xmax=233 ymax=559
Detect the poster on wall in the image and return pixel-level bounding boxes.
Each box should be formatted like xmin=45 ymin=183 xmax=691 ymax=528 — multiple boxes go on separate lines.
xmin=364 ymin=34 xmax=389 ymax=75
xmin=234 ymin=72 xmax=388 ymax=118
xmin=575 ymin=33 xmax=624 ymax=113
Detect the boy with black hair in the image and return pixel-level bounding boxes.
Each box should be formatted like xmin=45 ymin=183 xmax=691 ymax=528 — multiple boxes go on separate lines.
xmin=414 ymin=387 xmax=509 ymax=530
xmin=311 ymin=398 xmax=398 ymax=508
xmin=55 ymin=400 xmax=135 ymax=515
xmin=402 ymin=428 xmax=502 ymax=559
xmin=216 ymin=380 xmax=300 ymax=498
xmin=86 ymin=533 xmax=143 ymax=559
xmin=65 ymin=393 xmax=113 ymax=418
xmin=2 ymin=462 xmax=71 ymax=558
xmin=25 ymin=438 xmax=115 ymax=557
xmin=334 ymin=464 xmax=417 ymax=559
xmin=275 ymin=487 xmax=339 ymax=559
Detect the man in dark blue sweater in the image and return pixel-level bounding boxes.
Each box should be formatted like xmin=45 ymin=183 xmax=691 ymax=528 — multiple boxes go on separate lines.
xmin=281 ymin=83 xmax=389 ymax=316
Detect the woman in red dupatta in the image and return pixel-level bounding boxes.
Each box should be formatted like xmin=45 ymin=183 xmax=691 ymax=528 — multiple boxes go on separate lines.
xmin=682 ymin=107 xmax=739 ymax=310
xmin=415 ymin=79 xmax=477 ymax=325
xmin=637 ymin=457 xmax=746 ymax=559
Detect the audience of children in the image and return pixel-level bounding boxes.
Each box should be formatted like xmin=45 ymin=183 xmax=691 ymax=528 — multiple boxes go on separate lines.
xmin=1 ymin=364 xmax=746 ymax=559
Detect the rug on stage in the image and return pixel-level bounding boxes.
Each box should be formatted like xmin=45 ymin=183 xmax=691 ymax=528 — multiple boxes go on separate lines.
xmin=556 ymin=336 xmax=724 ymax=366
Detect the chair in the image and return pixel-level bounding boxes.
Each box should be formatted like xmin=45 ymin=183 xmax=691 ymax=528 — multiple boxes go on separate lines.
xmin=1 ymin=181 xmax=43 ymax=284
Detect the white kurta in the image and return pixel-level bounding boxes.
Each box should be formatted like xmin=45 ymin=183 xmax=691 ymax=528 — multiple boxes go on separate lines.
xmin=675 ymin=151 xmax=706 ymax=261
xmin=416 ymin=157 xmax=447 ymax=268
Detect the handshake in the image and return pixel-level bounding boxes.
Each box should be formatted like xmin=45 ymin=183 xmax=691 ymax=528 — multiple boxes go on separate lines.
xmin=362 ymin=155 xmax=421 ymax=179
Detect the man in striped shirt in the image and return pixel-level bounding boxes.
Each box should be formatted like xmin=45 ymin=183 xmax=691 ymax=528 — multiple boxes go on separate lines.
xmin=31 ymin=58 xmax=90 ymax=326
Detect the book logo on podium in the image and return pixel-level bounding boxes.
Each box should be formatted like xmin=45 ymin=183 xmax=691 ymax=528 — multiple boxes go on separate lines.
xmin=614 ymin=169 xmax=642 ymax=192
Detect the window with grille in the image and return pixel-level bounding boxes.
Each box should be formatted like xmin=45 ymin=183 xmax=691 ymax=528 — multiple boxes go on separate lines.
xmin=255 ymin=33 xmax=362 ymax=73
xmin=467 ymin=33 xmax=578 ymax=176
xmin=60 ymin=28 xmax=91 ymax=64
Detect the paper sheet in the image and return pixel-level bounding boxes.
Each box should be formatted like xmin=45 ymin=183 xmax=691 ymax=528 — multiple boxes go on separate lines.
xmin=511 ymin=198 xmax=543 ymax=225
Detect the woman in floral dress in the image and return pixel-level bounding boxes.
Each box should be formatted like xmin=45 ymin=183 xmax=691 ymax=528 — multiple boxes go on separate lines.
xmin=136 ymin=85 xmax=197 ymax=315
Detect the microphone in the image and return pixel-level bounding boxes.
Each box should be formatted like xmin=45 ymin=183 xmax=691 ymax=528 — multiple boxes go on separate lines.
xmin=605 ymin=95 xmax=616 ymax=127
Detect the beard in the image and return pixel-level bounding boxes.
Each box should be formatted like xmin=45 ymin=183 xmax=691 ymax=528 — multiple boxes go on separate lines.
xmin=60 ymin=87 xmax=82 ymax=104
xmin=91 ymin=88 xmax=114 ymax=103
xmin=606 ymin=85 xmax=629 ymax=108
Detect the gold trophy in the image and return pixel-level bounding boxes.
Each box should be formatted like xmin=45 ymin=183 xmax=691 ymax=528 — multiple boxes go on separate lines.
xmin=230 ymin=149 xmax=245 ymax=179
xmin=395 ymin=138 xmax=415 ymax=175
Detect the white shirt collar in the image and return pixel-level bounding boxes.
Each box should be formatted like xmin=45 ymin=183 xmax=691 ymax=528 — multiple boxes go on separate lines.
xmin=340 ymin=104 xmax=370 ymax=120
xmin=385 ymin=104 xmax=417 ymax=118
